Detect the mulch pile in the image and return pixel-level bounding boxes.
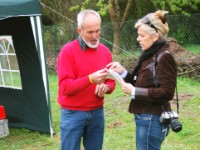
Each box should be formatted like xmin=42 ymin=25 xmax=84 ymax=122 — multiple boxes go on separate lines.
xmin=113 ymin=37 xmax=200 ymax=80
xmin=166 ymin=37 xmax=200 ymax=80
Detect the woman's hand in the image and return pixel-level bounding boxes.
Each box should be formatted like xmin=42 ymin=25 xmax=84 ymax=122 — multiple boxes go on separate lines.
xmin=121 ymin=82 xmax=135 ymax=95
xmin=106 ymin=62 xmax=126 ymax=74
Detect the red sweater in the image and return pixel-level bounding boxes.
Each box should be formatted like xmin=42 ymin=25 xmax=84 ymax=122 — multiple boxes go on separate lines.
xmin=57 ymin=39 xmax=115 ymax=110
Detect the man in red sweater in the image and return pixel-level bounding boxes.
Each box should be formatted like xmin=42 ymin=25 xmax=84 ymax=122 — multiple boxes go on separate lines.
xmin=57 ymin=9 xmax=116 ymax=150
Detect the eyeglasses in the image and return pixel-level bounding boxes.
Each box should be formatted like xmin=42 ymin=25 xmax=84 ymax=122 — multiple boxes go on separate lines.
xmin=142 ymin=16 xmax=157 ymax=32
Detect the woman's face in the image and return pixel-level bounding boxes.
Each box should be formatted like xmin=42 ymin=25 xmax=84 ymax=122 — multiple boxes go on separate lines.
xmin=136 ymin=26 xmax=158 ymax=51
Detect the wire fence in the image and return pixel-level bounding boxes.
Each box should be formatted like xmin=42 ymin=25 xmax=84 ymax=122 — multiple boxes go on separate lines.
xmin=43 ymin=12 xmax=200 ymax=95
xmin=43 ymin=13 xmax=200 ymax=57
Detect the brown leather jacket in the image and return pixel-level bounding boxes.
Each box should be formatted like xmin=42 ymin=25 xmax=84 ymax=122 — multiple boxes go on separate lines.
xmin=125 ymin=44 xmax=177 ymax=116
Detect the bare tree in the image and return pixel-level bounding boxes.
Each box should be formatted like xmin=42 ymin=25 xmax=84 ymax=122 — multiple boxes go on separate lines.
xmin=109 ymin=0 xmax=134 ymax=54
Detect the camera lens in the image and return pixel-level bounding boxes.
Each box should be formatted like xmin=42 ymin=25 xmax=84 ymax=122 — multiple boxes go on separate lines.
xmin=170 ymin=119 xmax=182 ymax=132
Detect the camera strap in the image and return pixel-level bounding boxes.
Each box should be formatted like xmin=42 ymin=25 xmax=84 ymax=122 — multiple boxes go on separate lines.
xmin=175 ymin=85 xmax=179 ymax=113
xmin=152 ymin=51 xmax=179 ymax=114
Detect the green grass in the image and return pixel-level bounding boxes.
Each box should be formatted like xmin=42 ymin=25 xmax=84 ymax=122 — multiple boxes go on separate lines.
xmin=0 ymin=74 xmax=200 ymax=150
xmin=183 ymin=44 xmax=200 ymax=54
xmin=161 ymin=77 xmax=200 ymax=150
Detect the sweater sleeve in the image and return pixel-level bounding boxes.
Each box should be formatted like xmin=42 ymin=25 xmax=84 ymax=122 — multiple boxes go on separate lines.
xmin=104 ymin=78 xmax=116 ymax=94
xmin=57 ymin=45 xmax=91 ymax=96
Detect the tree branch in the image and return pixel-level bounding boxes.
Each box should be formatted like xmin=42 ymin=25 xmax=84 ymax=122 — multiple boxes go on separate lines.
xmin=120 ymin=0 xmax=133 ymax=28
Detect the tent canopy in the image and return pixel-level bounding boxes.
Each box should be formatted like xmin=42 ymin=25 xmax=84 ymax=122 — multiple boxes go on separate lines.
xmin=0 ymin=0 xmax=53 ymax=135
xmin=0 ymin=0 xmax=40 ymax=19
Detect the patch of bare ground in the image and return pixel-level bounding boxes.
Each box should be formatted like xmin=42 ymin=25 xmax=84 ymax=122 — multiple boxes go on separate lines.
xmin=107 ymin=121 xmax=123 ymax=128
xmin=170 ymin=93 xmax=193 ymax=107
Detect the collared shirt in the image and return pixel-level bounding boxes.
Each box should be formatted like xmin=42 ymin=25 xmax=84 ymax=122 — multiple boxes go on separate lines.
xmin=78 ymin=36 xmax=87 ymax=51
xmin=78 ymin=36 xmax=98 ymax=51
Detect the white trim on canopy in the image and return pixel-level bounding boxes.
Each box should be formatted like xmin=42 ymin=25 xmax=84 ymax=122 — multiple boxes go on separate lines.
xmin=31 ymin=16 xmax=54 ymax=137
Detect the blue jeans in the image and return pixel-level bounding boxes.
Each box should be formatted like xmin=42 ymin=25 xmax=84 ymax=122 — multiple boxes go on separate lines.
xmin=60 ymin=107 xmax=104 ymax=150
xmin=134 ymin=114 xmax=169 ymax=150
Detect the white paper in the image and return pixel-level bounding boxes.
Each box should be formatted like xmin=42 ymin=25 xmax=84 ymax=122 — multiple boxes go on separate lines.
xmin=107 ymin=69 xmax=125 ymax=85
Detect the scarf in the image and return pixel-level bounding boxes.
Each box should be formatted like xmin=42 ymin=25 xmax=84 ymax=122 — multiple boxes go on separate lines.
xmin=132 ymin=40 xmax=166 ymax=85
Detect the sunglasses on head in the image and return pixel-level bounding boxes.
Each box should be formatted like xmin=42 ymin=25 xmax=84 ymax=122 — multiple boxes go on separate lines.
xmin=142 ymin=16 xmax=157 ymax=32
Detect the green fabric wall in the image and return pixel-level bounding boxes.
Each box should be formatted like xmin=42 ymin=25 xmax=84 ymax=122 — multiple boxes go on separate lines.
xmin=0 ymin=17 xmax=50 ymax=133
xmin=0 ymin=0 xmax=52 ymax=133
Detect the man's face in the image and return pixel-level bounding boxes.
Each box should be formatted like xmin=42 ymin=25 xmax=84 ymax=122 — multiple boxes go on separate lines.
xmin=78 ymin=14 xmax=101 ymax=48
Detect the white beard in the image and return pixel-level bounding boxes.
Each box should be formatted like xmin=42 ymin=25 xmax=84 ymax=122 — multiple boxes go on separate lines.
xmin=83 ymin=38 xmax=99 ymax=49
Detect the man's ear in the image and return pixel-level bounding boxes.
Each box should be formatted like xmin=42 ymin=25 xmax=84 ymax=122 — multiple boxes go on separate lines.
xmin=77 ymin=28 xmax=82 ymax=36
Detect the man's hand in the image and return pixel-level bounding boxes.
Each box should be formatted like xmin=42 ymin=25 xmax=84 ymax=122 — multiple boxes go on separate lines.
xmin=89 ymin=68 xmax=108 ymax=84
xmin=95 ymin=83 xmax=110 ymax=97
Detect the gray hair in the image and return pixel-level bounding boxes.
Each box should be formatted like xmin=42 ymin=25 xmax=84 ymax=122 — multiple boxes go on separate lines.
xmin=135 ymin=10 xmax=169 ymax=38
xmin=77 ymin=9 xmax=101 ymax=28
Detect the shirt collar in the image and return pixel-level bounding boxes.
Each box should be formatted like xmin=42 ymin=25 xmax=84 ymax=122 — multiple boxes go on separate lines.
xmin=78 ymin=36 xmax=98 ymax=51
xmin=78 ymin=36 xmax=87 ymax=51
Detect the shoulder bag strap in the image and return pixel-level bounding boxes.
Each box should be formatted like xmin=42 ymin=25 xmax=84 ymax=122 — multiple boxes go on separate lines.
xmin=152 ymin=50 xmax=179 ymax=113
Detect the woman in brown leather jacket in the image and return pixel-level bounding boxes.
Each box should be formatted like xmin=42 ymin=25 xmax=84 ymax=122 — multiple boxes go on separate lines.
xmin=107 ymin=10 xmax=177 ymax=150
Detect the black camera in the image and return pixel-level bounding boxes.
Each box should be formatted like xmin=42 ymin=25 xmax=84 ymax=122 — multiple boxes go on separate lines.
xmin=160 ymin=111 xmax=182 ymax=133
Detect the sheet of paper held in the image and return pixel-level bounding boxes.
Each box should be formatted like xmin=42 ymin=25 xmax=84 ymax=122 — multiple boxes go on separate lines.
xmin=107 ymin=69 xmax=125 ymax=86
